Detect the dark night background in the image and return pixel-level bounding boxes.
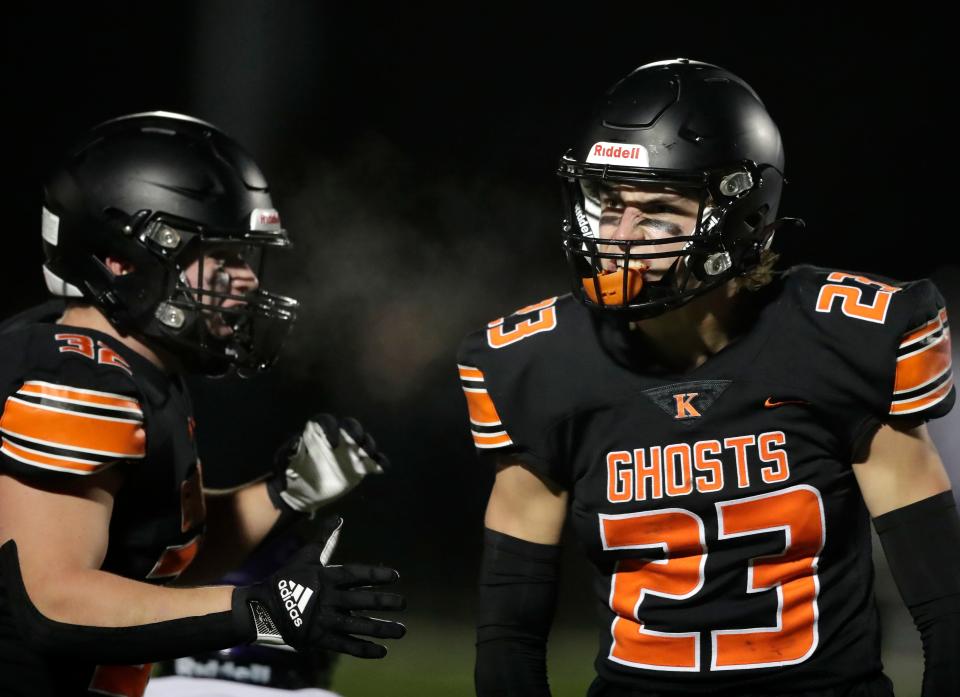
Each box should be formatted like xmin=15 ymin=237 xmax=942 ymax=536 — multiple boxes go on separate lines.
xmin=3 ymin=5 xmax=952 ymax=695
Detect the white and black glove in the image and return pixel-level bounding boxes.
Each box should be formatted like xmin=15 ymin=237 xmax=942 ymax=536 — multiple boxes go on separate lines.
xmin=233 ymin=518 xmax=406 ymax=658
xmin=268 ymin=414 xmax=389 ymax=515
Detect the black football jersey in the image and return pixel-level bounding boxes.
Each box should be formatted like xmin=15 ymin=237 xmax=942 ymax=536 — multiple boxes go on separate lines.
xmin=458 ymin=266 xmax=954 ymax=694
xmin=0 ymin=301 xmax=207 ymax=697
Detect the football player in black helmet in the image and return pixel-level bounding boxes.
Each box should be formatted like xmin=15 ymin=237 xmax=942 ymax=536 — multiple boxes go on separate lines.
xmin=40 ymin=110 xmax=297 ymax=377
xmin=557 ymin=58 xmax=792 ymax=320
xmin=0 ymin=112 xmax=405 ymax=697
xmin=462 ymin=60 xmax=959 ymax=697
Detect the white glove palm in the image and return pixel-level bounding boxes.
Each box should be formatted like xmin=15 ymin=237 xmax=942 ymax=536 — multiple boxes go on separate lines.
xmin=276 ymin=415 xmax=387 ymax=514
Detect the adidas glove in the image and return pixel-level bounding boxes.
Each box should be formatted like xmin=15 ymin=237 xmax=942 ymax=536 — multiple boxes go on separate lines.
xmin=268 ymin=414 xmax=389 ymax=514
xmin=233 ymin=519 xmax=406 ymax=658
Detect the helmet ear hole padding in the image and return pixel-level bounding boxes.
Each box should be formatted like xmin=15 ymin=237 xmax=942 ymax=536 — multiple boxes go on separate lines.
xmin=743 ymin=206 xmax=768 ymax=233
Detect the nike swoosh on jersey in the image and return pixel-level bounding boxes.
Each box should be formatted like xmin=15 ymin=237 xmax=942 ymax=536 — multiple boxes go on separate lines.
xmin=764 ymin=397 xmax=810 ymax=408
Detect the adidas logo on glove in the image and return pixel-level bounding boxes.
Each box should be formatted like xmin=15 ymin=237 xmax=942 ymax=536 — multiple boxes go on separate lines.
xmin=277 ymin=579 xmax=314 ymax=627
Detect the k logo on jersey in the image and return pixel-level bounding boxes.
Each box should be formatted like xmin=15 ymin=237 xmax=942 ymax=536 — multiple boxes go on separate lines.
xmin=673 ymin=393 xmax=701 ymax=419
xmin=641 ymin=380 xmax=732 ymax=425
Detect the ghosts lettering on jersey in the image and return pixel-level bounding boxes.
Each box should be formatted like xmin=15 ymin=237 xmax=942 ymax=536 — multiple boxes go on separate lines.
xmin=606 ymin=431 xmax=789 ymax=503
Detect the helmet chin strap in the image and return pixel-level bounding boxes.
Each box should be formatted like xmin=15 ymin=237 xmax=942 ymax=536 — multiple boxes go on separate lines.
xmin=628 ymin=246 xmax=738 ymax=321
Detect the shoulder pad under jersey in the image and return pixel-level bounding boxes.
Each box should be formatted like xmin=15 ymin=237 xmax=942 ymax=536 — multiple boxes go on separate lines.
xmin=782 ymin=265 xmax=953 ymax=426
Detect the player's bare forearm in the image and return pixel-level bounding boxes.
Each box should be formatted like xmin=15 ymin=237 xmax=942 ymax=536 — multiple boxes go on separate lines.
xmin=0 ymin=473 xmax=234 ymax=625
xmin=24 ymin=565 xmax=233 ymax=627
xmin=174 ymin=480 xmax=281 ymax=585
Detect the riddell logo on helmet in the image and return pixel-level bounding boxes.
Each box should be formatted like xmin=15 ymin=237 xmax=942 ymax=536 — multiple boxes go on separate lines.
xmin=574 ymin=203 xmax=592 ymax=235
xmin=250 ymin=208 xmax=282 ymax=232
xmin=586 ymin=142 xmax=650 ymax=167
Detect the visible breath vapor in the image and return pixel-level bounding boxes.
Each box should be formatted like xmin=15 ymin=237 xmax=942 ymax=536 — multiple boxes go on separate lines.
xmin=264 ymin=134 xmax=566 ymax=405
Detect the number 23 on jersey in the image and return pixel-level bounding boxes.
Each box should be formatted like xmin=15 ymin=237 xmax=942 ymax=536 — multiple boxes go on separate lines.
xmin=601 ymin=484 xmax=825 ymax=672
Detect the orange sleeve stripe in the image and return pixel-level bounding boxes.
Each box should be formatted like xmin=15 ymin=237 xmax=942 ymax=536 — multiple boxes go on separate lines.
xmin=890 ymin=377 xmax=954 ymax=415
xmin=463 ymin=388 xmax=504 ymax=426
xmin=19 ymin=381 xmax=141 ymax=413
xmin=458 ymin=366 xmax=484 ymax=381
xmin=1 ymin=399 xmax=146 ymax=458
xmin=472 ymin=432 xmax=513 ymax=448
xmin=899 ymin=316 xmax=944 ymax=347
xmin=894 ymin=336 xmax=952 ymax=393
xmin=0 ymin=440 xmax=103 ymax=473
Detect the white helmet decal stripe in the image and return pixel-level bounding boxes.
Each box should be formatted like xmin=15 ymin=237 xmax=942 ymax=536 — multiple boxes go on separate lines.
xmin=42 ymin=265 xmax=83 ymax=298
xmin=41 ymin=207 xmax=60 ymax=246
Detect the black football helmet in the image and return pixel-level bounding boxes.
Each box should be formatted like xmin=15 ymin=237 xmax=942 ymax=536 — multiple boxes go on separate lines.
xmin=42 ymin=111 xmax=298 ymax=376
xmin=558 ymin=58 xmax=798 ymax=319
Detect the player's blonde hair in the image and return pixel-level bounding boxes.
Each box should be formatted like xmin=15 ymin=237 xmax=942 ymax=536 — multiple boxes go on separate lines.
xmin=735 ymin=249 xmax=780 ymax=292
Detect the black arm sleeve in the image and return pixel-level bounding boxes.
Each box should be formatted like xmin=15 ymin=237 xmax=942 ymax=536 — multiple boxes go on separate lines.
xmin=0 ymin=540 xmax=255 ymax=664
xmin=475 ymin=529 xmax=561 ymax=697
xmin=874 ymin=491 xmax=960 ymax=697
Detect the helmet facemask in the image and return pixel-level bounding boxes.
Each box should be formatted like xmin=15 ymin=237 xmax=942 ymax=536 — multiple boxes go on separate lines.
xmin=117 ymin=211 xmax=297 ymax=377
xmin=559 ymin=157 xmax=780 ymax=320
